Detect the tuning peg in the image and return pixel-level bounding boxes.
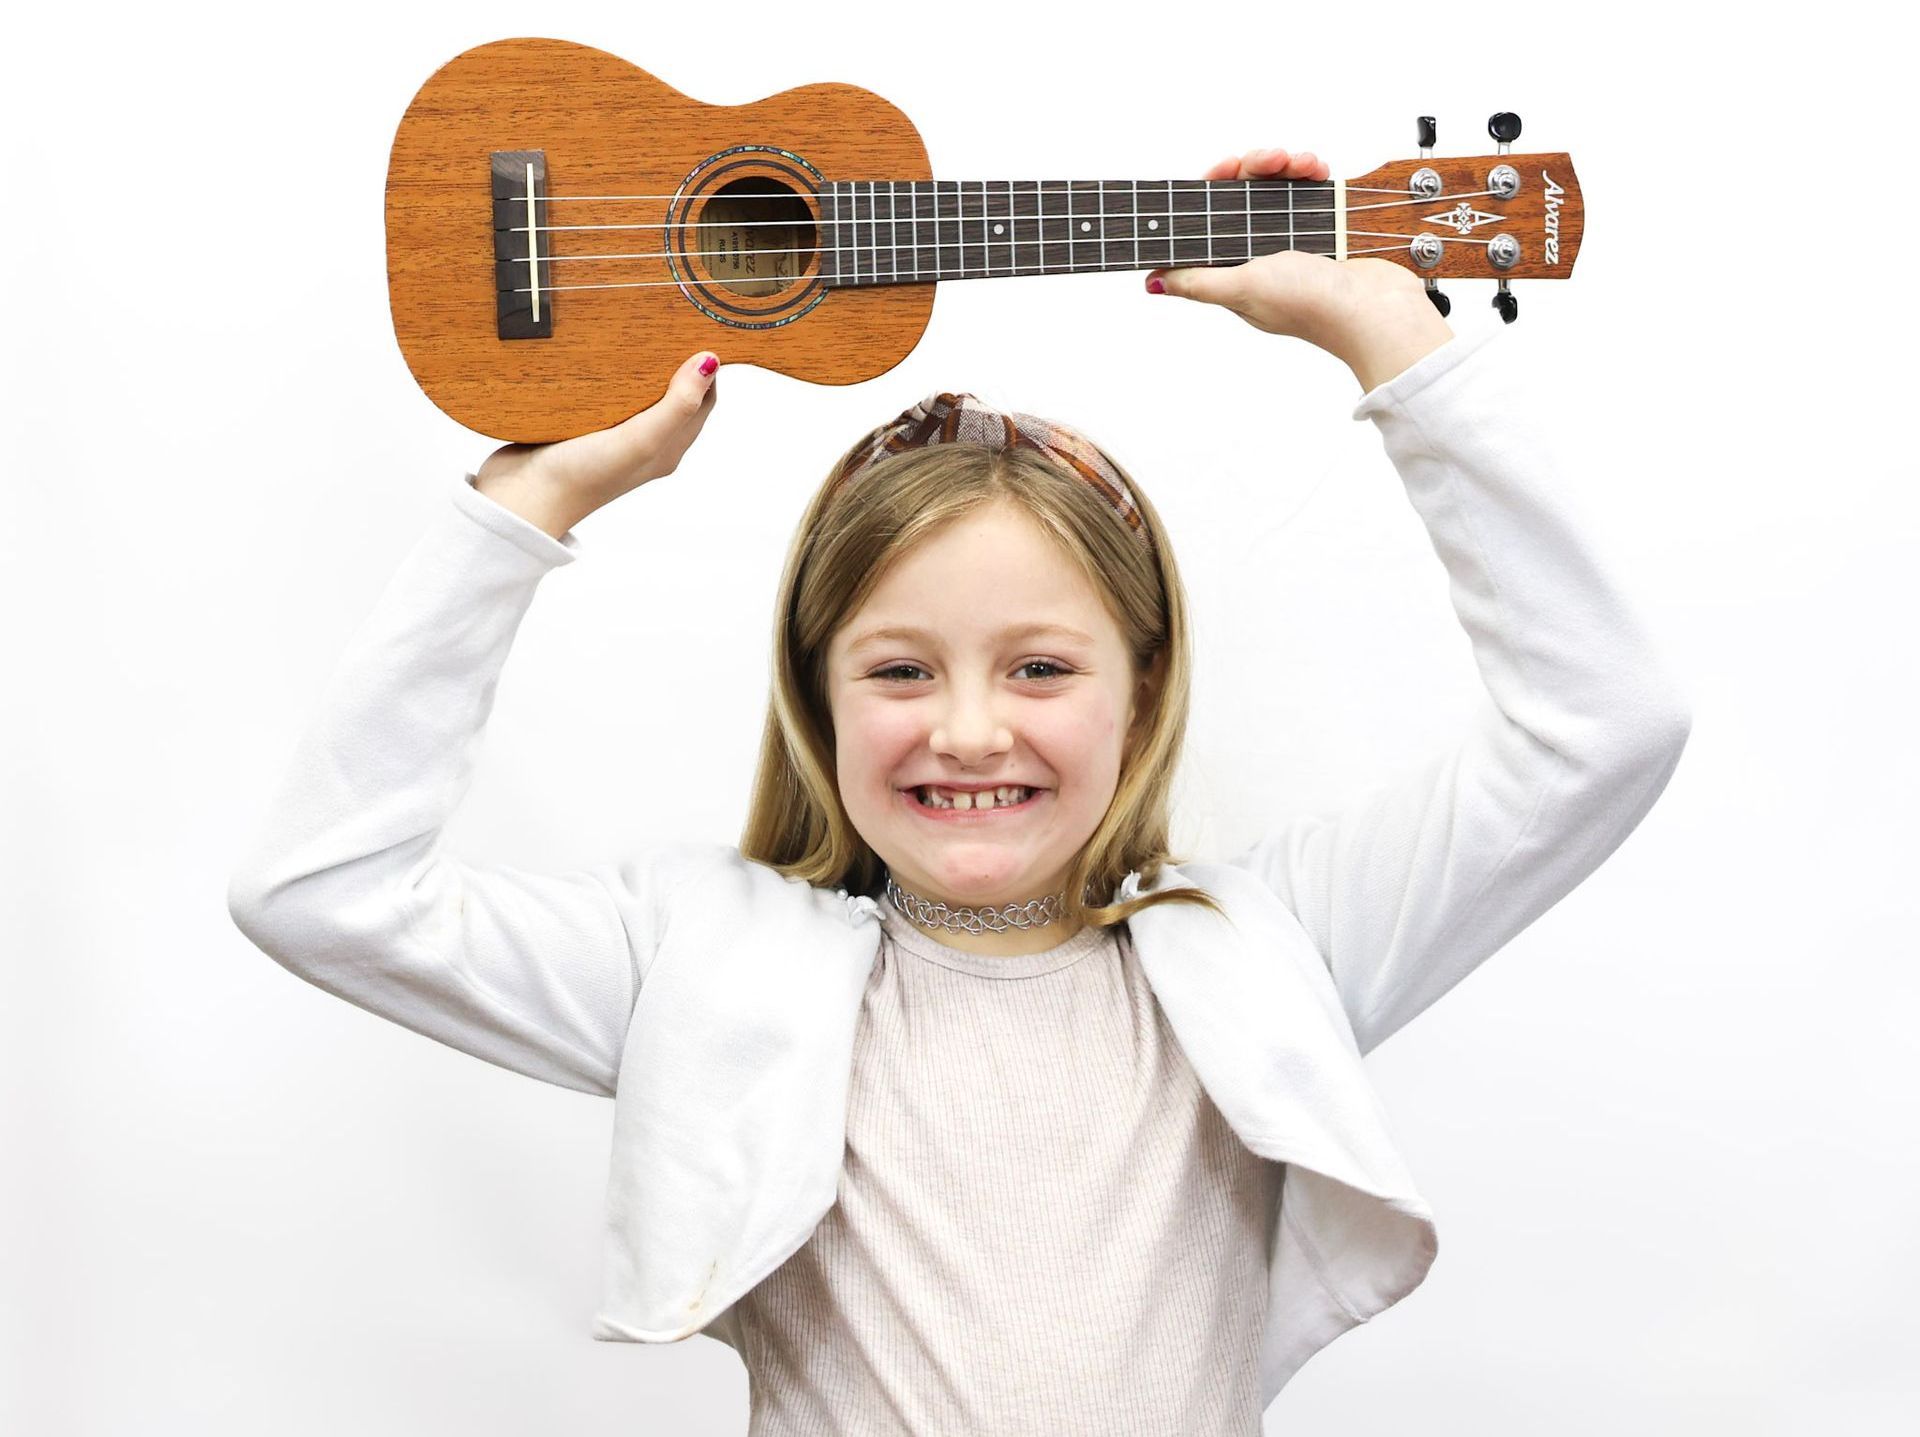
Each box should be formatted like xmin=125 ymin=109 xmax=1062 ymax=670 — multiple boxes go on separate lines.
xmin=1416 ymin=115 xmax=1436 ymax=157
xmin=1493 ymin=278 xmax=1518 ymax=323
xmin=1425 ymin=279 xmax=1451 ymax=317
xmin=1488 ymin=112 xmax=1521 ymax=154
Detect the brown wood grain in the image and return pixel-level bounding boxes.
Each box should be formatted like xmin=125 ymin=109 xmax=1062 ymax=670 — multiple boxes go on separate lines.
xmin=387 ymin=37 xmax=936 ymax=442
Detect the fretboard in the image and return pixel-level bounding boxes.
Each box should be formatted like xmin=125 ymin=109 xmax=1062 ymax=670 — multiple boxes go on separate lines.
xmin=817 ymin=179 xmax=1341 ymax=287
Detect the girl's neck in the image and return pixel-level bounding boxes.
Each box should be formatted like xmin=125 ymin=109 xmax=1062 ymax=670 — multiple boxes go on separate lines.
xmin=881 ymin=871 xmax=1083 ymax=957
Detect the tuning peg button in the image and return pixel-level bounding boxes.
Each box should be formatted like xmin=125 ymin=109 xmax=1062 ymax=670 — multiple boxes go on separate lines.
xmin=1417 ymin=115 xmax=1436 ymax=155
xmin=1493 ymin=287 xmax=1518 ymax=323
xmin=1426 ymin=282 xmax=1451 ymax=318
xmin=1488 ymin=112 xmax=1522 ymax=148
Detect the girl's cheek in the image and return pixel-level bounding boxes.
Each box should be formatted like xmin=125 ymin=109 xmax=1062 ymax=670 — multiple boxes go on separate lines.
xmin=858 ymin=708 xmax=925 ymax=753
xmin=837 ymin=705 xmax=922 ymax=782
xmin=1030 ymin=706 xmax=1114 ymax=756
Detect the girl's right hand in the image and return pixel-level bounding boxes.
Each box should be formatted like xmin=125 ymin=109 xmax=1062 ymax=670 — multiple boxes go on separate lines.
xmin=473 ymin=350 xmax=721 ymax=539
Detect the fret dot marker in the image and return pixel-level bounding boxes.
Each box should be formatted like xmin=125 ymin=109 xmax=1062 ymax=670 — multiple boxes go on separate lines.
xmin=1148 ymin=219 xmax=1159 ymax=230
xmin=993 ymin=223 xmax=1004 ymax=235
xmin=1080 ymin=220 xmax=1091 ymax=232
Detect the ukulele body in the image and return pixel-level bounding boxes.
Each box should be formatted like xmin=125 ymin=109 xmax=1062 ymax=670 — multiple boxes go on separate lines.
xmin=387 ymin=36 xmax=933 ymax=441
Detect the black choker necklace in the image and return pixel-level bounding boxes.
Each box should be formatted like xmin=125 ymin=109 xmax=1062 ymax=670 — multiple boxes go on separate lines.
xmin=883 ymin=871 xmax=1069 ymax=936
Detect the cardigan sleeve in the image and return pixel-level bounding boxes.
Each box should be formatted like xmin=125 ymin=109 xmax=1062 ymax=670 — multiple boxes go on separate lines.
xmin=226 ymin=474 xmax=681 ymax=1098
xmin=1224 ymin=326 xmax=1693 ymax=1057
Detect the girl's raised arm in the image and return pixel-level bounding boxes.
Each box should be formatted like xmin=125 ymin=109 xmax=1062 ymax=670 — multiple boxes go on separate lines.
xmin=226 ymin=352 xmax=723 ymax=1096
xmin=1151 ymin=150 xmax=1691 ymax=1056
xmin=1227 ymin=325 xmax=1690 ymax=1055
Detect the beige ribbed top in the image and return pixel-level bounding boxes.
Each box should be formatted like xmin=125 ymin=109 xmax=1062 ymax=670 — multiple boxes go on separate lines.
xmin=726 ymin=896 xmax=1286 ymax=1435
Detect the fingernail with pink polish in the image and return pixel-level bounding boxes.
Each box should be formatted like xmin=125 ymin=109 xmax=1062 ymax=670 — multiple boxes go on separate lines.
xmin=1146 ymin=277 xmax=1165 ymax=295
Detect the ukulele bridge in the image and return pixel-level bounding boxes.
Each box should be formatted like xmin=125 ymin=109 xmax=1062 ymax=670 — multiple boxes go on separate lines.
xmin=491 ymin=151 xmax=552 ymax=340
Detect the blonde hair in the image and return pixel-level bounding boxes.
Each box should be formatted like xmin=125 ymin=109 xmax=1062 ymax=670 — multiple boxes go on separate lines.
xmin=738 ymin=426 xmax=1225 ymax=932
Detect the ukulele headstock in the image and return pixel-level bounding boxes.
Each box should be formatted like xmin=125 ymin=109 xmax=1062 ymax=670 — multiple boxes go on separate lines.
xmin=1343 ymin=113 xmax=1581 ymax=323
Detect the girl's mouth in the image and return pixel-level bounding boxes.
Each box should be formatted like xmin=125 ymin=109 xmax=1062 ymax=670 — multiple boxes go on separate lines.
xmin=900 ymin=785 xmax=1048 ymax=821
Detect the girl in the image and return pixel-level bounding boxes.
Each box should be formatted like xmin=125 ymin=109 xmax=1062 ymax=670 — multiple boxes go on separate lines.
xmin=229 ymin=145 xmax=1692 ymax=1433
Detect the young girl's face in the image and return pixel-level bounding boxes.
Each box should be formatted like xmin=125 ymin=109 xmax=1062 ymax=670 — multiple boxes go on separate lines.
xmin=824 ymin=498 xmax=1144 ymax=913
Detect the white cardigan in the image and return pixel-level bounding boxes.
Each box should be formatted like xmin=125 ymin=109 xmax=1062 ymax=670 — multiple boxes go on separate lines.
xmin=227 ymin=323 xmax=1692 ymax=1410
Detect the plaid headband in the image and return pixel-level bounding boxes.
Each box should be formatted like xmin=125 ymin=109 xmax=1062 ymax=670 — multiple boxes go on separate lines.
xmin=834 ymin=391 xmax=1154 ymax=554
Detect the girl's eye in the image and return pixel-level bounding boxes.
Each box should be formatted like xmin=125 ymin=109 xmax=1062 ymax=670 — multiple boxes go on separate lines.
xmin=1017 ymin=659 xmax=1072 ymax=681
xmin=868 ymin=660 xmax=1074 ymax=684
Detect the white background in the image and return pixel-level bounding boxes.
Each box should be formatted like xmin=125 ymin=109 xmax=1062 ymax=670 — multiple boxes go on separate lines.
xmin=5 ymin=2 xmax=1913 ymax=1432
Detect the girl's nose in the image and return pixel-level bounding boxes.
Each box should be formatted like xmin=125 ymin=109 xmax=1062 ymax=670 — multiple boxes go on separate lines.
xmin=930 ymin=708 xmax=1013 ymax=766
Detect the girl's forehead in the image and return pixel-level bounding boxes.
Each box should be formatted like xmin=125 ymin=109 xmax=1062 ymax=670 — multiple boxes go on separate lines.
xmin=876 ymin=506 xmax=1083 ymax=588
xmin=836 ymin=584 xmax=1122 ymax=659
xmin=830 ymin=502 xmax=1123 ymax=653
xmin=841 ymin=617 xmax=1102 ymax=655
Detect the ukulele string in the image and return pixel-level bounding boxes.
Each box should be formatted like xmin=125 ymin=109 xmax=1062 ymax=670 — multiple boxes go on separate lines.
xmin=515 ymin=181 xmax=1429 ymax=205
xmin=501 ymin=184 xmax=1508 ymax=296
xmin=511 ymin=184 xmax=1488 ymax=237
xmin=510 ymin=233 xmax=1451 ymax=292
xmin=506 ymin=239 xmax=1436 ymax=296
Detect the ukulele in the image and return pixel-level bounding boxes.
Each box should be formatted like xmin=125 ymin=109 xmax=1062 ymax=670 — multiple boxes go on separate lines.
xmin=385 ymin=36 xmax=1584 ymax=442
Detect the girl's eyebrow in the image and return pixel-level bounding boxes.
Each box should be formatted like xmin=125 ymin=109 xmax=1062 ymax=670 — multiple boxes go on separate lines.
xmin=847 ymin=622 xmax=1094 ymax=652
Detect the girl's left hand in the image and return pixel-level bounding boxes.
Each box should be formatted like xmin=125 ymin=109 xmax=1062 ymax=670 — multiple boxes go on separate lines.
xmin=1145 ymin=147 xmax=1454 ymax=388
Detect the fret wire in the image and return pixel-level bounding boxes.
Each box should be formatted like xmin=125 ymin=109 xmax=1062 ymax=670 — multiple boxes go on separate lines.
xmin=970 ymin=180 xmax=978 ymax=278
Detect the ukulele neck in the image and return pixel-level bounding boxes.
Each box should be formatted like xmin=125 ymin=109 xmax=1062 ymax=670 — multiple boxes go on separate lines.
xmin=817 ymin=178 xmax=1344 ymax=287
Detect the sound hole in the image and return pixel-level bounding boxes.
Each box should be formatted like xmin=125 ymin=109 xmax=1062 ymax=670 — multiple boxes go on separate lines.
xmin=693 ymin=177 xmax=817 ymax=296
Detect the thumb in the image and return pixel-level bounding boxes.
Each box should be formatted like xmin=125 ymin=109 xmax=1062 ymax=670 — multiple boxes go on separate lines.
xmin=618 ymin=349 xmax=719 ymax=439
xmin=633 ymin=348 xmax=720 ymax=456
xmin=670 ymin=349 xmax=721 ymax=417
xmin=560 ymin=349 xmax=720 ymax=490
xmin=1146 ymin=266 xmax=1245 ymax=313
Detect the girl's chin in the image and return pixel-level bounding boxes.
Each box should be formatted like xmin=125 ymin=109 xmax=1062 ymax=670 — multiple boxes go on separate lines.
xmin=892 ymin=872 xmax=1060 ymax=911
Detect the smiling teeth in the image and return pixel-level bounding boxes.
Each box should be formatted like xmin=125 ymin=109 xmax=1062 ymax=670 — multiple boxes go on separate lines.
xmin=917 ymin=785 xmax=1032 ymax=810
